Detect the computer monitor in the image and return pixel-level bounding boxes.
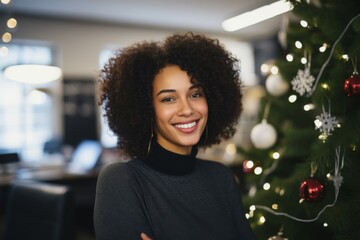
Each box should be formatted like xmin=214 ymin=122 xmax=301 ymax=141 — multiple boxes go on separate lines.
xmin=0 ymin=152 xmax=20 ymax=164
xmin=67 ymin=140 xmax=102 ymax=173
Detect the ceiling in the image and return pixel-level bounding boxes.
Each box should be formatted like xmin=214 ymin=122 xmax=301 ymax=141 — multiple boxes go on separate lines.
xmin=1 ymin=0 xmax=289 ymax=41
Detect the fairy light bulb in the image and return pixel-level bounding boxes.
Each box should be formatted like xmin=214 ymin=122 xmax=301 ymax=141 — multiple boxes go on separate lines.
xmin=271 ymin=204 xmax=278 ymax=210
xmin=301 ymin=57 xmax=307 ymax=64
xmin=263 ymin=183 xmax=271 ymax=190
xmin=270 ymin=66 xmax=279 ymax=75
xmin=254 ymin=166 xmax=263 ymax=175
xmin=286 ymin=54 xmax=294 ymax=62
xmin=261 ymin=63 xmax=269 ymax=74
xmin=300 ymin=20 xmax=308 ymax=27
xmin=0 ymin=46 xmax=8 ymax=57
xmin=258 ymin=216 xmax=266 ymax=224
xmin=1 ymin=0 xmax=11 ymax=4
xmin=342 ymin=54 xmax=349 ymax=61
xmin=321 ymin=83 xmax=329 ymax=89
xmin=319 ymin=44 xmax=327 ymax=52
xmin=288 ymin=95 xmax=297 ymax=103
xmin=272 ymin=151 xmax=280 ymax=159
xmin=7 ymin=18 xmax=17 ymax=28
xmin=295 ymin=41 xmax=302 ymax=49
xmin=303 ymin=103 xmax=315 ymax=111
xmin=2 ymin=32 xmax=12 ymax=43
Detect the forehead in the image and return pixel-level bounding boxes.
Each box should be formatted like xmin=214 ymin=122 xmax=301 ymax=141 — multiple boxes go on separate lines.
xmin=153 ymin=65 xmax=192 ymax=90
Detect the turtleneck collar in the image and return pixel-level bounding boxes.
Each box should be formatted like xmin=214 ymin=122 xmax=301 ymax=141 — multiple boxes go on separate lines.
xmin=144 ymin=139 xmax=197 ymax=175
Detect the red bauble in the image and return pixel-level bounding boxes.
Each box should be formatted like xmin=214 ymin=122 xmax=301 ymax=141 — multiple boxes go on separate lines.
xmin=344 ymin=73 xmax=360 ymax=96
xmin=299 ymin=177 xmax=325 ymax=202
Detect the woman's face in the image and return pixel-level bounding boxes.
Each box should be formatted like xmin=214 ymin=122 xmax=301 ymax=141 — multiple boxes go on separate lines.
xmin=152 ymin=65 xmax=208 ymax=155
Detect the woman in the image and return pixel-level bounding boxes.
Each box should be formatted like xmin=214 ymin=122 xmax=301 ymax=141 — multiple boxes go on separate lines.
xmin=94 ymin=32 xmax=255 ymax=240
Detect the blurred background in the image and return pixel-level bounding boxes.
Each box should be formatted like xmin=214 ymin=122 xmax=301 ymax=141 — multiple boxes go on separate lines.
xmin=2 ymin=0 xmax=358 ymax=239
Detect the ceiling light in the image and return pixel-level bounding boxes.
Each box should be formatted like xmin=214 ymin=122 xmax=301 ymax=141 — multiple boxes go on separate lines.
xmin=4 ymin=64 xmax=62 ymax=84
xmin=222 ymin=0 xmax=293 ymax=32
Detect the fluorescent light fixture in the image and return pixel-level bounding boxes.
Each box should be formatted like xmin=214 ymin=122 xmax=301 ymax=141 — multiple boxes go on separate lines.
xmin=4 ymin=64 xmax=62 ymax=84
xmin=222 ymin=0 xmax=293 ymax=32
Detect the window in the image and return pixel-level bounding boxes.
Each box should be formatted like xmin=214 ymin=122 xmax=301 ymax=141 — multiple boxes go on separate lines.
xmin=0 ymin=42 xmax=60 ymax=162
xmin=98 ymin=48 xmax=117 ymax=148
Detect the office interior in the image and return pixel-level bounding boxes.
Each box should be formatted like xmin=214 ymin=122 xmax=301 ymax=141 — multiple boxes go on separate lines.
xmin=0 ymin=7 xmax=282 ymax=240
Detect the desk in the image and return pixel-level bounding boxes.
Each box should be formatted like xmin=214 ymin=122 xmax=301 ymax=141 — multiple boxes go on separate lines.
xmin=1 ymin=166 xmax=100 ymax=186
xmin=0 ymin=165 xmax=101 ymax=238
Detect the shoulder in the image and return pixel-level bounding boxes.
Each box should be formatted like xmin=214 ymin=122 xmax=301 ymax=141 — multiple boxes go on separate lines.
xmin=196 ymin=158 xmax=229 ymax=169
xmin=98 ymin=161 xmax=130 ymax=179
xmin=196 ymin=158 xmax=234 ymax=177
xmin=97 ymin=160 xmax=138 ymax=187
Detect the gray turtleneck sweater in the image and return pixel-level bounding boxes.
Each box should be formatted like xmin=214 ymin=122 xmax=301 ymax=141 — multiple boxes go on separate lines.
xmin=94 ymin=141 xmax=255 ymax=240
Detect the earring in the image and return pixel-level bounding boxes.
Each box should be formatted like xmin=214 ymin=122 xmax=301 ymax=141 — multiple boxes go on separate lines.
xmin=146 ymin=122 xmax=154 ymax=157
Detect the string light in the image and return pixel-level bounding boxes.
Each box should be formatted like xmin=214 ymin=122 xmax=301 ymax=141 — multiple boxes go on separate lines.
xmin=258 ymin=216 xmax=266 ymax=224
xmin=0 ymin=46 xmax=8 ymax=57
xmin=288 ymin=94 xmax=297 ymax=103
xmin=272 ymin=152 xmax=280 ymax=159
xmin=303 ymin=103 xmax=315 ymax=111
xmin=319 ymin=43 xmax=327 ymax=52
xmin=321 ymin=83 xmax=329 ymax=89
xmin=300 ymin=20 xmax=308 ymax=28
xmin=286 ymin=54 xmax=294 ymax=62
xmin=342 ymin=54 xmax=349 ymax=61
xmin=271 ymin=204 xmax=278 ymax=210
xmin=270 ymin=66 xmax=279 ymax=75
xmin=254 ymin=166 xmax=263 ymax=175
xmin=301 ymin=57 xmax=307 ymax=64
xmin=263 ymin=183 xmax=271 ymax=190
xmin=295 ymin=41 xmax=303 ymax=49
xmin=261 ymin=63 xmax=270 ymax=74
xmin=1 ymin=0 xmax=11 ymax=4
xmin=7 ymin=18 xmax=17 ymax=29
xmin=2 ymin=32 xmax=12 ymax=43
xmin=1 ymin=0 xmax=17 ymax=50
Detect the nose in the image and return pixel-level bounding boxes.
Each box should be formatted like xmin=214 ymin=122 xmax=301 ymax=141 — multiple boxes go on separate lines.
xmin=178 ymin=99 xmax=193 ymax=116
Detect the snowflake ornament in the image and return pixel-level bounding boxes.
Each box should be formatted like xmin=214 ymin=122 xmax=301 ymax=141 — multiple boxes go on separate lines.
xmin=291 ymin=67 xmax=315 ymax=96
xmin=314 ymin=106 xmax=339 ymax=141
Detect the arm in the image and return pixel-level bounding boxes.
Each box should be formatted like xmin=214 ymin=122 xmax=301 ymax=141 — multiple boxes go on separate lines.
xmin=94 ymin=163 xmax=153 ymax=240
xmin=228 ymin=171 xmax=257 ymax=240
xmin=141 ymin=233 xmax=153 ymax=240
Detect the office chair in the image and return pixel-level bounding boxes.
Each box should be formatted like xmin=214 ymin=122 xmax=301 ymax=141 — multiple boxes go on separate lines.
xmin=3 ymin=181 xmax=75 ymax=240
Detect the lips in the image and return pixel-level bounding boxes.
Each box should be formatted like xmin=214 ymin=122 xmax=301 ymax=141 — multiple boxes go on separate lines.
xmin=173 ymin=120 xmax=198 ymax=132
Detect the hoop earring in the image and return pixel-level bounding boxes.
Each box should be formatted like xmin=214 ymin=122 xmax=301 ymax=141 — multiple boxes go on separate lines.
xmin=146 ymin=122 xmax=154 ymax=157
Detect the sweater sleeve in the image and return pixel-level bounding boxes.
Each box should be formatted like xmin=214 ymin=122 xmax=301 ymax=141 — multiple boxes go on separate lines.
xmin=227 ymin=169 xmax=257 ymax=240
xmin=94 ymin=162 xmax=153 ymax=240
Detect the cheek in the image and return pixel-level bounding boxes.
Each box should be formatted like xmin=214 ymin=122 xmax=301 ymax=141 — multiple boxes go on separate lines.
xmin=199 ymin=101 xmax=208 ymax=116
xmin=154 ymin=106 xmax=172 ymax=123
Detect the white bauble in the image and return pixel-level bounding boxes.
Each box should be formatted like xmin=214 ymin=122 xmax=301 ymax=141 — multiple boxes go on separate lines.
xmin=250 ymin=119 xmax=277 ymax=149
xmin=265 ymin=74 xmax=289 ymax=96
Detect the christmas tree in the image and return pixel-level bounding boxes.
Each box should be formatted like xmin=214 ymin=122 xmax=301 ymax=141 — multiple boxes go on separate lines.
xmin=239 ymin=0 xmax=360 ymax=239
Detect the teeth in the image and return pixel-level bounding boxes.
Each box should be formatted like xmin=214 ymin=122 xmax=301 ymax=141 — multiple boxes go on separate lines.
xmin=175 ymin=121 xmax=196 ymax=129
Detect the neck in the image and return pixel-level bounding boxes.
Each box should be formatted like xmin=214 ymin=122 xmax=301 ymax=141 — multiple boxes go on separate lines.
xmin=144 ymin=140 xmax=197 ymax=175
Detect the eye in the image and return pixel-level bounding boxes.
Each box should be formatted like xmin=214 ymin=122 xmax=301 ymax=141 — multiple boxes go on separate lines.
xmin=161 ymin=96 xmax=175 ymax=103
xmin=190 ymin=90 xmax=204 ymax=99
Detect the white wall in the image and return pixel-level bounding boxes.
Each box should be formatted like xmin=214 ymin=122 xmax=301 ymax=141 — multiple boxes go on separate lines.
xmin=12 ymin=16 xmax=256 ymax=151
xmin=14 ymin=16 xmax=255 ymax=80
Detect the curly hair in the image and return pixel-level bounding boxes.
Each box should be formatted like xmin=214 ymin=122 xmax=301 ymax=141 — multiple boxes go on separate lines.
xmin=98 ymin=32 xmax=243 ymax=159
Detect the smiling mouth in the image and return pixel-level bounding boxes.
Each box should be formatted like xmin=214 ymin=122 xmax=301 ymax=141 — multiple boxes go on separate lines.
xmin=174 ymin=121 xmax=197 ymax=129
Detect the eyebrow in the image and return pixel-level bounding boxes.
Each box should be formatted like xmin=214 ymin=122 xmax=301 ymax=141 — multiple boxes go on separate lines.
xmin=156 ymin=84 xmax=201 ymax=96
xmin=156 ymin=89 xmax=175 ymax=96
xmin=156 ymin=85 xmax=200 ymax=96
